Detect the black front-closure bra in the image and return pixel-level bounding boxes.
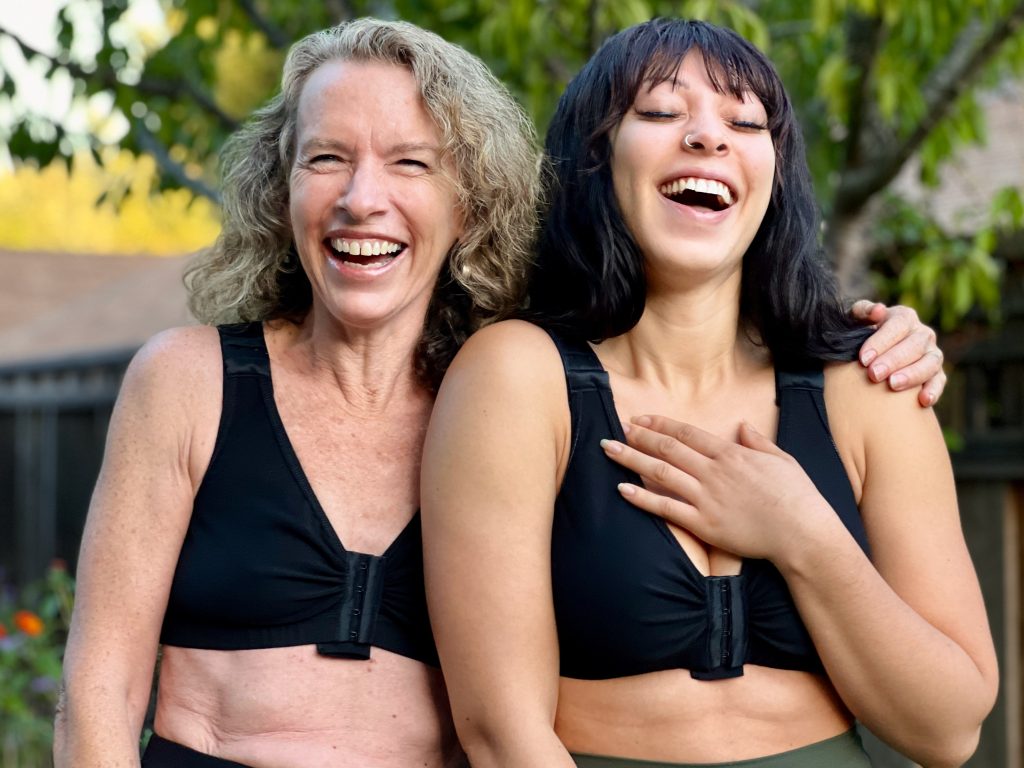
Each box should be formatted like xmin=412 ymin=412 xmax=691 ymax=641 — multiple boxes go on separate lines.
xmin=160 ymin=322 xmax=438 ymax=666
xmin=544 ymin=328 xmax=868 ymax=682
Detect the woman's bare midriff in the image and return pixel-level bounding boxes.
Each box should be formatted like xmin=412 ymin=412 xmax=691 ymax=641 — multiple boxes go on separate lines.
xmin=556 ymin=665 xmax=853 ymax=763
xmin=155 ymin=644 xmax=462 ymax=768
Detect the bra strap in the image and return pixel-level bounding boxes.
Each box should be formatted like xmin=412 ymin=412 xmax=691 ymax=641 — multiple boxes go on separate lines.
xmin=542 ymin=328 xmax=610 ymax=395
xmin=218 ymin=322 xmax=270 ymax=377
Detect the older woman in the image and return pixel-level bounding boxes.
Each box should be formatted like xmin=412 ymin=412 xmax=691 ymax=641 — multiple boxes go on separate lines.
xmin=54 ymin=19 xmax=538 ymax=768
xmin=56 ymin=16 xmax=947 ymax=768
xmin=422 ymin=18 xmax=996 ymax=768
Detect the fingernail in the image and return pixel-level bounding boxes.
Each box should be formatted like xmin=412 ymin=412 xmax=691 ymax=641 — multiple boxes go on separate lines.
xmin=890 ymin=373 xmax=907 ymax=389
xmin=922 ymin=391 xmax=935 ymax=406
xmin=860 ymin=348 xmax=877 ymax=366
xmin=600 ymin=439 xmax=622 ymax=454
xmin=617 ymin=482 xmax=636 ymax=497
xmin=633 ymin=415 xmax=652 ymax=427
xmin=621 ymin=422 xmax=632 ymax=435
xmin=870 ymin=363 xmax=889 ymax=380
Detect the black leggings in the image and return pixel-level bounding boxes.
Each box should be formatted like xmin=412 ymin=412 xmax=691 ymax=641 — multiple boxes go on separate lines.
xmin=142 ymin=734 xmax=255 ymax=768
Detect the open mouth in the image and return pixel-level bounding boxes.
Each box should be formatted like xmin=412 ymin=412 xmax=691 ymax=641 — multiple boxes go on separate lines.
xmin=659 ymin=177 xmax=735 ymax=212
xmin=326 ymin=237 xmax=407 ymax=269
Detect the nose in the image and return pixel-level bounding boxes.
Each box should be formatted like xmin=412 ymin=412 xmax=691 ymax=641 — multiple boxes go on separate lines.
xmin=337 ymin=163 xmax=388 ymax=221
xmin=682 ymin=123 xmax=728 ymax=155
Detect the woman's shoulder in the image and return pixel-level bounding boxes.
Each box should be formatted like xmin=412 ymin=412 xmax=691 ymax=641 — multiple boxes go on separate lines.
xmin=823 ymin=359 xmax=925 ymax=417
xmin=452 ymin=320 xmax=563 ymax=374
xmin=119 ymin=324 xmax=223 ymax=414
xmin=823 ymin=359 xmax=941 ymax=494
xmin=441 ymin=320 xmax=567 ymax=407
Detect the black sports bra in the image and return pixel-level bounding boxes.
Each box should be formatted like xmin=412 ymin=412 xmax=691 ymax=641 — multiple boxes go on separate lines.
xmin=547 ymin=331 xmax=869 ymax=681
xmin=160 ymin=323 xmax=438 ymax=666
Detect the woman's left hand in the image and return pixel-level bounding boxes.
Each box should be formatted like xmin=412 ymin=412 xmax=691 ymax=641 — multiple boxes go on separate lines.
xmin=850 ymin=300 xmax=945 ymax=407
xmin=601 ymin=415 xmax=838 ymax=563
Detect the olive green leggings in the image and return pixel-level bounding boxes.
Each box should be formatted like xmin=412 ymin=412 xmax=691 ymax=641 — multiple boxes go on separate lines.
xmin=572 ymin=729 xmax=872 ymax=768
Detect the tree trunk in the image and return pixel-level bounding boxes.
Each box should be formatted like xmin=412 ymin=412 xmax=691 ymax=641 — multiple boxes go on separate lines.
xmin=828 ymin=197 xmax=885 ymax=300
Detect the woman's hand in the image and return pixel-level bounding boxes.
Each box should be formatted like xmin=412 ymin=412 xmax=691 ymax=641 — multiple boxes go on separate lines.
xmin=850 ymin=300 xmax=945 ymax=407
xmin=601 ymin=416 xmax=839 ymax=564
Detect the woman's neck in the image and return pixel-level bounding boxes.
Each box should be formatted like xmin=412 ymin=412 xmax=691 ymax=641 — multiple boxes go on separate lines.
xmin=597 ymin=281 xmax=767 ymax=397
xmin=271 ymin=307 xmax=430 ymax=416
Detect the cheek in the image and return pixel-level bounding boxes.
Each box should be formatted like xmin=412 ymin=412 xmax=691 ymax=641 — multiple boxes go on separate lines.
xmin=288 ymin=180 xmax=314 ymax=232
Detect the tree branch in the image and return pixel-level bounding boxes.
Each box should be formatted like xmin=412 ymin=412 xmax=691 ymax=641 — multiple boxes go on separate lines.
xmin=0 ymin=26 xmax=240 ymax=133
xmin=834 ymin=0 xmax=1024 ymax=216
xmin=842 ymin=12 xmax=885 ymax=169
xmin=133 ymin=121 xmax=222 ymax=203
xmin=586 ymin=0 xmax=601 ymax=55
xmin=234 ymin=0 xmax=290 ymax=49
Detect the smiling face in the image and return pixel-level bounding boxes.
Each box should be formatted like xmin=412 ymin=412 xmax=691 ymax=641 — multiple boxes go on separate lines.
xmin=288 ymin=59 xmax=464 ymax=333
xmin=610 ymin=50 xmax=775 ymax=292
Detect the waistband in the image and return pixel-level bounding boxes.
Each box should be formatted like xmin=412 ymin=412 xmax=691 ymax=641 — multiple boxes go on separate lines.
xmin=571 ymin=729 xmax=871 ymax=767
xmin=142 ymin=734 xmax=255 ymax=768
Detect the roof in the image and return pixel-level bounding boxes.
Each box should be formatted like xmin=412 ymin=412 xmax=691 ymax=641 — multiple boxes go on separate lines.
xmin=0 ymin=250 xmax=194 ymax=365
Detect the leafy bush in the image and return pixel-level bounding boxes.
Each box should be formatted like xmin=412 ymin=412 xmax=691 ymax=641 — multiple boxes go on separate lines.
xmin=0 ymin=563 xmax=74 ymax=768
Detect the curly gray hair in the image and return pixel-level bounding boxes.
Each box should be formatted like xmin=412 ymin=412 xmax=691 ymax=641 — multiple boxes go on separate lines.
xmin=185 ymin=18 xmax=541 ymax=389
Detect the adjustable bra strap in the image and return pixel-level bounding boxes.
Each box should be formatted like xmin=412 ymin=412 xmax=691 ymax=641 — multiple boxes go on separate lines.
xmin=774 ymin=365 xmax=824 ymax=393
xmin=218 ymin=322 xmax=270 ymax=377
xmin=775 ymin=361 xmax=871 ymax=555
xmin=542 ymin=328 xmax=610 ymax=395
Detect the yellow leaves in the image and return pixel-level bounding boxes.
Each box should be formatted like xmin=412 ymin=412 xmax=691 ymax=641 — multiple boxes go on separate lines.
xmin=214 ymin=30 xmax=284 ymax=120
xmin=0 ymin=149 xmax=220 ymax=255
xmin=195 ymin=16 xmax=219 ymax=42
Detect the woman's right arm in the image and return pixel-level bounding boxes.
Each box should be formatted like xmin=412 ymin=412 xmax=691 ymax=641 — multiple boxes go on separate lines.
xmin=54 ymin=326 xmax=221 ymax=767
xmin=421 ymin=321 xmax=575 ymax=768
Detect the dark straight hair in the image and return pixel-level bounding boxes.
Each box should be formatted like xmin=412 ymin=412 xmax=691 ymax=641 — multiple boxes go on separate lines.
xmin=526 ymin=17 xmax=869 ymax=366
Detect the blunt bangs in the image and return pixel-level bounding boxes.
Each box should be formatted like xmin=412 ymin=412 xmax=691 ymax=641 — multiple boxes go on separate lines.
xmin=597 ymin=19 xmax=791 ymax=146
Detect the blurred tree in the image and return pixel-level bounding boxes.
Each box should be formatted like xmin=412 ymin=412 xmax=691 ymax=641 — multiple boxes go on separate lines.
xmin=1 ymin=0 xmax=1022 ymax=326
xmin=0 ymin=148 xmax=221 ymax=254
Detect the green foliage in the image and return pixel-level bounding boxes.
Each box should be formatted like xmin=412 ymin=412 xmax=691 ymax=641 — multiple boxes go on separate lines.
xmin=1 ymin=0 xmax=1023 ymax=327
xmin=0 ymin=563 xmax=75 ymax=767
xmin=870 ymin=187 xmax=1024 ymax=330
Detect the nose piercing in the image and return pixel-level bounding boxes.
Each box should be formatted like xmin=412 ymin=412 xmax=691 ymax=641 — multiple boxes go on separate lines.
xmin=684 ymin=134 xmax=698 ymax=149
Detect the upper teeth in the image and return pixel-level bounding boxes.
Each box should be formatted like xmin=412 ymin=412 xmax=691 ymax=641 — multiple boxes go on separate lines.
xmin=331 ymin=239 xmax=403 ymax=256
xmin=659 ymin=177 xmax=733 ymax=205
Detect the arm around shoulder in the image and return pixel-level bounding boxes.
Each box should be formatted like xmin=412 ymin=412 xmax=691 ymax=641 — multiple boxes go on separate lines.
xmin=55 ymin=326 xmax=222 ymax=767
xmin=421 ymin=320 xmax=577 ymax=768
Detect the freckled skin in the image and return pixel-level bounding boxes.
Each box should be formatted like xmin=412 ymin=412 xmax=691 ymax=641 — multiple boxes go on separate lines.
xmin=56 ymin=56 xmax=468 ymax=768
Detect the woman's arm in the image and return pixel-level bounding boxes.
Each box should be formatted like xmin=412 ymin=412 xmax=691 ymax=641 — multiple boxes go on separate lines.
xmin=54 ymin=327 xmax=221 ymax=767
xmin=421 ymin=321 xmax=576 ymax=768
xmin=601 ymin=369 xmax=997 ymax=767
xmin=791 ymin=365 xmax=997 ymax=765
xmin=850 ymin=300 xmax=945 ymax=406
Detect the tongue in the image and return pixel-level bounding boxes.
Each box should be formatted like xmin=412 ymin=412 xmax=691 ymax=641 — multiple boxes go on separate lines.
xmin=343 ymin=252 xmax=391 ymax=265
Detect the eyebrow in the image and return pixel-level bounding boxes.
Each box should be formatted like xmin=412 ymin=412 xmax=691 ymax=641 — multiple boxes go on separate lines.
xmin=298 ymin=138 xmax=440 ymax=155
xmin=389 ymin=142 xmax=440 ymax=155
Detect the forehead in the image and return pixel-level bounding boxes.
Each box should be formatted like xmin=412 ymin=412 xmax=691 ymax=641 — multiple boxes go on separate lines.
xmin=295 ymin=59 xmax=441 ymax=144
xmin=642 ymin=50 xmax=743 ymax=96
xmin=639 ymin=58 xmax=765 ymax=113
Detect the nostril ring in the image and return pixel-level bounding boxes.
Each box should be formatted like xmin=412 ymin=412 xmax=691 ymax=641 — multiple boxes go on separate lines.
xmin=684 ymin=134 xmax=698 ymax=149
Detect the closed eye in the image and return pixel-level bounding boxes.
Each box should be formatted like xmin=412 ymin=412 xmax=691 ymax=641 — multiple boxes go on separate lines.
xmin=730 ymin=120 xmax=768 ymax=131
xmin=638 ymin=110 xmax=679 ymax=120
xmin=397 ymin=158 xmax=429 ymax=169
